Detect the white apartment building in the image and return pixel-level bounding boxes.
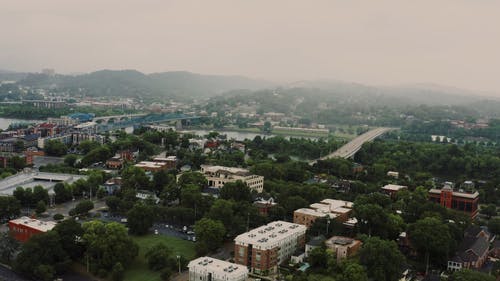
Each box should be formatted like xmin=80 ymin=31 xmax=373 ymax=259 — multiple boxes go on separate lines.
xmin=200 ymin=165 xmax=264 ymax=193
xmin=188 ymin=257 xmax=248 ymax=281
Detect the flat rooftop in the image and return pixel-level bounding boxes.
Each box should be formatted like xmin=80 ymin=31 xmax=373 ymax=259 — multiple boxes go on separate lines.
xmin=429 ymin=188 xmax=479 ymax=199
xmin=188 ymin=257 xmax=248 ymax=277
xmin=201 ymin=165 xmax=250 ymax=176
xmin=0 ymin=171 xmax=87 ymax=195
xmin=9 ymin=216 xmax=57 ymax=232
xmin=294 ymin=208 xmax=338 ymax=219
xmin=234 ymin=220 xmax=306 ymax=249
xmin=382 ymin=184 xmax=407 ymax=191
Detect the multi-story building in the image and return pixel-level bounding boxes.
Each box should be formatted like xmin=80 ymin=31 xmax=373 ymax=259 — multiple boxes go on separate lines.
xmin=9 ymin=217 xmax=57 ymax=242
xmin=200 ymin=165 xmax=264 ymax=193
xmin=293 ymin=199 xmax=353 ymax=227
xmin=428 ymin=184 xmax=479 ymax=218
xmin=188 ymin=257 xmax=248 ymax=281
xmin=234 ymin=221 xmax=306 ymax=275
xmin=325 ymin=236 xmax=362 ymax=262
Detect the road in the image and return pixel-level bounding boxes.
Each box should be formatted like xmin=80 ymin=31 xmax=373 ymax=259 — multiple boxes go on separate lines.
xmin=310 ymin=127 xmax=393 ymax=164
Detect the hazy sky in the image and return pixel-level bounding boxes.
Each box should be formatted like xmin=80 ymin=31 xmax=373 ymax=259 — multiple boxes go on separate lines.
xmin=1 ymin=0 xmax=499 ymax=92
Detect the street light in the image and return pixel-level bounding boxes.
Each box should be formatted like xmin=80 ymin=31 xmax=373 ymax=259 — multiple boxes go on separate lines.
xmin=176 ymin=255 xmax=181 ymax=274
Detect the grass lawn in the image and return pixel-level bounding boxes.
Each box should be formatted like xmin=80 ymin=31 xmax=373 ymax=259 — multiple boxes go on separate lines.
xmin=124 ymin=235 xmax=196 ymax=281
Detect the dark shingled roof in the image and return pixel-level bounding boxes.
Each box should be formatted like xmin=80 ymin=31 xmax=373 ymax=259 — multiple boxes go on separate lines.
xmin=307 ymin=235 xmax=326 ymax=247
xmin=451 ymin=235 xmax=489 ymax=263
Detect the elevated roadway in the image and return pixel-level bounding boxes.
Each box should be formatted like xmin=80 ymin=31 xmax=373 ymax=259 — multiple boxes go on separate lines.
xmin=310 ymin=127 xmax=394 ymax=165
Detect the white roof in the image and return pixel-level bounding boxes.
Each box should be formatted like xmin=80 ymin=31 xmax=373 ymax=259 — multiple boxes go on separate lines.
xmin=135 ymin=161 xmax=166 ymax=168
xmin=294 ymin=208 xmax=338 ymax=219
xmin=9 ymin=217 xmax=57 ymax=232
xmin=234 ymin=220 xmax=306 ymax=250
xmin=201 ymin=165 xmax=249 ymax=175
xmin=320 ymin=199 xmax=353 ymax=209
xmin=188 ymin=257 xmax=248 ymax=277
xmin=382 ymin=184 xmax=407 ymax=191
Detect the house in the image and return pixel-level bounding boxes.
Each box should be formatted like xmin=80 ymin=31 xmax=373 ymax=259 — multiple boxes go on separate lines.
xmin=447 ymin=225 xmax=491 ymax=271
xmin=9 ymin=217 xmax=57 ymax=242
xmin=136 ymin=190 xmax=160 ymax=204
xmin=103 ymin=177 xmax=122 ymax=194
xmin=254 ymin=197 xmax=277 ymax=216
xmin=325 ymin=236 xmax=362 ymax=262
xmin=305 ymin=235 xmax=326 ymax=257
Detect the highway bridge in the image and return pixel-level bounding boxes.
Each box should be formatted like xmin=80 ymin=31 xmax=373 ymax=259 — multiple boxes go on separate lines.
xmin=310 ymin=127 xmax=394 ymax=165
xmin=95 ymin=113 xmax=201 ymax=132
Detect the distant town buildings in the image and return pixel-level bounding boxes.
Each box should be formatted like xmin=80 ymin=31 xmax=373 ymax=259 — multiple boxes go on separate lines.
xmin=234 ymin=221 xmax=306 ymax=275
xmin=9 ymin=217 xmax=57 ymax=242
xmin=134 ymin=156 xmax=177 ymax=172
xmin=200 ymin=165 xmax=264 ymax=193
xmin=293 ymin=199 xmax=353 ymax=227
xmin=428 ymin=183 xmax=479 ymax=218
xmin=188 ymin=257 xmax=248 ymax=281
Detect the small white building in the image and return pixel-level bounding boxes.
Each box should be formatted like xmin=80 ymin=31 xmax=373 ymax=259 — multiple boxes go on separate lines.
xmin=188 ymin=257 xmax=248 ymax=281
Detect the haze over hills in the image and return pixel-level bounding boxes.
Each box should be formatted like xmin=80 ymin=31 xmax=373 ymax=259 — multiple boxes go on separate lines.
xmin=1 ymin=69 xmax=498 ymax=106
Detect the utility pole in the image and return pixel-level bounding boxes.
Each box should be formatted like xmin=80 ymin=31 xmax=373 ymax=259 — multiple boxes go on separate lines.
xmin=177 ymin=255 xmax=181 ymax=274
xmin=246 ymin=212 xmax=250 ymax=232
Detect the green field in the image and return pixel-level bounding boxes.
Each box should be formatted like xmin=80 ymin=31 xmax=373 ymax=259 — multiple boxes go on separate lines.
xmin=124 ymin=235 xmax=196 ymax=281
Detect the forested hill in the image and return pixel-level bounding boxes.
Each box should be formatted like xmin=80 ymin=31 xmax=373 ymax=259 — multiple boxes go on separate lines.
xmin=15 ymin=70 xmax=274 ymax=99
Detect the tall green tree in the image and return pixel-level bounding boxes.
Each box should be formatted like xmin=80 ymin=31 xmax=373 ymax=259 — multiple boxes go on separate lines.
xmin=194 ymin=218 xmax=225 ymax=254
xmin=127 ymin=203 xmax=155 ymax=235
xmin=359 ymin=237 xmax=405 ymax=281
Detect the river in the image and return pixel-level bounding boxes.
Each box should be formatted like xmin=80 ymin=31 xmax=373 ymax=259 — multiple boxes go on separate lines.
xmin=0 ymin=118 xmax=42 ymax=130
xmin=182 ymin=129 xmax=319 ymax=141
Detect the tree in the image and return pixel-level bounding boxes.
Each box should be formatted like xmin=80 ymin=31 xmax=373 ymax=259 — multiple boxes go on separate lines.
xmin=72 ymin=200 xmax=94 ymax=216
xmin=308 ymin=247 xmax=328 ymax=269
xmin=338 ymin=261 xmax=368 ymax=281
xmin=480 ymin=203 xmax=497 ymax=219
xmin=0 ymin=232 xmax=20 ymax=263
xmin=82 ymin=221 xmax=139 ymax=272
xmin=145 ymin=242 xmax=174 ymax=271
xmin=0 ymin=196 xmax=20 ymax=221
xmin=153 ymin=170 xmax=173 ymax=194
xmin=194 ymin=218 xmax=225 ymax=253
xmin=32 ymin=185 xmax=49 ymax=205
xmin=177 ymin=171 xmax=207 ymax=189
xmin=488 ymin=218 xmax=500 ymax=235
xmin=64 ymin=154 xmax=78 ymax=167
xmin=14 ymin=231 xmax=70 ymax=281
xmin=44 ymin=140 xmax=68 ymax=156
xmin=111 ymin=262 xmax=125 ymax=281
xmin=35 ymin=200 xmax=47 ymax=215
xmin=450 ymin=269 xmax=495 ymax=281
xmin=359 ymin=237 xmax=405 ymax=281
xmin=408 ymin=217 xmax=452 ymax=274
xmin=127 ymin=203 xmax=155 ymax=235
xmin=8 ymin=156 xmax=26 ymax=170
xmin=53 ymin=219 xmax=84 ymax=260
xmin=220 ymin=181 xmax=252 ymax=202
xmin=54 ymin=182 xmax=72 ymax=203
xmin=106 ymin=196 xmax=121 ymax=213
xmin=121 ymin=166 xmax=151 ymax=190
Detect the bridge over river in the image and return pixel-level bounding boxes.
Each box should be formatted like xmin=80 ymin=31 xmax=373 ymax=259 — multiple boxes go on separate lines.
xmin=310 ymin=127 xmax=394 ymax=165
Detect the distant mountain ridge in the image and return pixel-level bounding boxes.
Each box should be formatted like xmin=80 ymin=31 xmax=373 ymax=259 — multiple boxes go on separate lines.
xmin=14 ymin=69 xmax=275 ymax=99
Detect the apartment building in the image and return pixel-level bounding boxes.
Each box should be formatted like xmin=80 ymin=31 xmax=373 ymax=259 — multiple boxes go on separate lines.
xmin=200 ymin=165 xmax=264 ymax=193
xmin=293 ymin=199 xmax=353 ymax=228
xmin=325 ymin=236 xmax=362 ymax=262
xmin=234 ymin=221 xmax=306 ymax=275
xmin=188 ymin=257 xmax=248 ymax=281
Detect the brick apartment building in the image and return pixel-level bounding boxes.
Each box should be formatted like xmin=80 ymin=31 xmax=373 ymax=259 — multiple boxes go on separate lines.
xmin=9 ymin=217 xmax=57 ymax=242
xmin=325 ymin=236 xmax=362 ymax=262
xmin=293 ymin=199 xmax=353 ymax=227
xmin=428 ymin=184 xmax=479 ymax=218
xmin=234 ymin=221 xmax=306 ymax=275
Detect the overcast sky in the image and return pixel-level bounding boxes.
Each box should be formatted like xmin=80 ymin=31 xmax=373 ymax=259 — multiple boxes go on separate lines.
xmin=1 ymin=0 xmax=499 ymax=92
